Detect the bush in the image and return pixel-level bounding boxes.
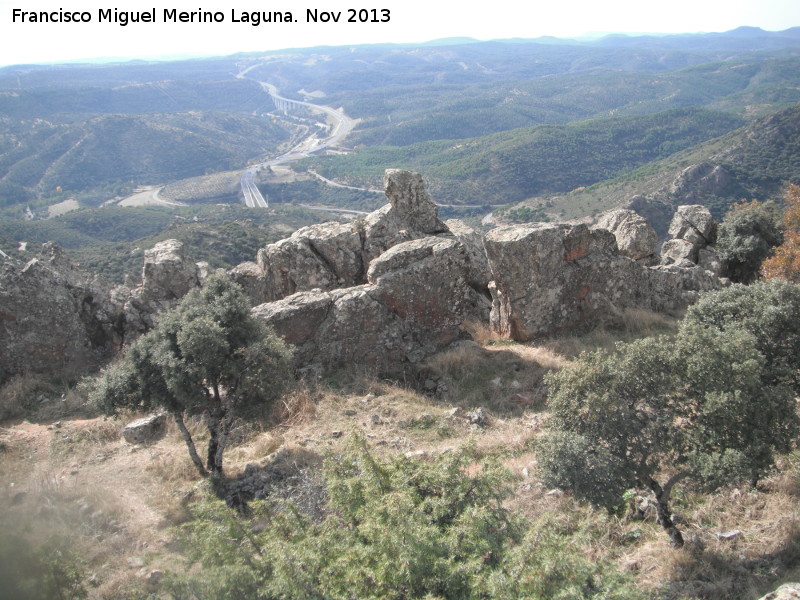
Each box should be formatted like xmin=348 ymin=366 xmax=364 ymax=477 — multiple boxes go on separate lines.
xmin=539 ymin=284 xmax=800 ymax=547
xmin=0 ymin=534 xmax=86 ymax=600
xmin=165 ymin=436 xmax=640 ymax=599
xmin=716 ymin=199 xmax=783 ymax=283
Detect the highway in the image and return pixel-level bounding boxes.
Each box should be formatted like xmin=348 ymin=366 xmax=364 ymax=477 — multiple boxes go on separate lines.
xmin=241 ymin=170 xmax=268 ymax=208
xmin=235 ymin=65 xmax=357 ymax=208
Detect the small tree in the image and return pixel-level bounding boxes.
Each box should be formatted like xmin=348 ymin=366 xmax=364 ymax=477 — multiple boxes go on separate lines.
xmin=539 ymin=308 xmax=798 ymax=547
xmin=92 ymin=274 xmax=293 ymax=476
xmin=716 ymin=199 xmax=783 ymax=283
xmin=762 ymin=183 xmax=800 ymax=283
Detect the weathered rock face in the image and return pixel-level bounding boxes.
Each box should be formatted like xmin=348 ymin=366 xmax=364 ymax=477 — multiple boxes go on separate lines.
xmin=661 ymin=205 xmax=720 ymax=274
xmin=115 ymin=239 xmax=203 ymax=337
xmin=667 ymin=204 xmax=717 ymax=247
xmin=593 ymin=209 xmax=658 ymax=263
xmin=253 ymin=222 xmax=365 ymax=303
xmin=484 ymin=223 xmax=724 ymax=341
xmin=236 ymin=169 xmax=451 ymax=306
xmin=670 ymin=162 xmax=733 ymax=204
xmin=0 ymin=244 xmax=120 ymax=381
xmin=252 ymin=237 xmax=471 ymax=373
xmin=140 ymin=239 xmax=200 ymax=304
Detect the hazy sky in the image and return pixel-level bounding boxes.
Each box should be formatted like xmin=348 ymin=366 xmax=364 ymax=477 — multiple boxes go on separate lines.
xmin=1 ymin=0 xmax=799 ymax=66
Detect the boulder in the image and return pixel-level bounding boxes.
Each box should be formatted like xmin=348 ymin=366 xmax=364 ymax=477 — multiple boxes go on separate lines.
xmin=594 ymin=209 xmax=658 ymax=263
xmin=661 ymin=238 xmax=698 ymax=264
xmin=757 ymin=583 xmax=800 ymax=600
xmin=444 ymin=219 xmax=493 ymax=289
xmin=253 ymin=237 xmax=470 ymax=374
xmin=667 ymin=205 xmax=717 ymax=247
xmin=242 ymin=170 xmax=451 ymax=306
xmin=141 ymin=240 xmax=200 ymax=304
xmin=229 ymin=261 xmax=270 ymax=306
xmin=113 ymin=239 xmax=203 ymax=339
xmin=122 ymin=413 xmax=167 ymax=445
xmin=255 ymin=222 xmax=364 ymax=303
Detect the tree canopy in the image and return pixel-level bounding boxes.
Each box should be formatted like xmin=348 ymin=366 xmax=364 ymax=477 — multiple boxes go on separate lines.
xmin=91 ymin=274 xmax=293 ymax=476
xmin=716 ymin=199 xmax=783 ymax=283
xmin=538 ymin=281 xmax=800 ymax=547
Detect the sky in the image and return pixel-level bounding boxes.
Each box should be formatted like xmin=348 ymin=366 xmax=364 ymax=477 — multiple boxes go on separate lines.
xmin=1 ymin=0 xmax=799 ymax=66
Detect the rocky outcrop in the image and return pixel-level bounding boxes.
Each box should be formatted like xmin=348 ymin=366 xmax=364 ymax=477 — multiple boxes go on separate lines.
xmin=661 ymin=205 xmax=721 ymax=274
xmin=593 ymin=209 xmax=658 ymax=263
xmin=234 ymin=169 xmax=450 ymax=306
xmin=114 ymin=239 xmax=203 ymax=337
xmin=252 ymin=237 xmax=471 ymax=374
xmin=0 ymin=243 xmax=121 ymax=381
xmin=670 ymin=163 xmax=733 ymax=204
xmin=484 ymin=223 xmax=724 ymax=341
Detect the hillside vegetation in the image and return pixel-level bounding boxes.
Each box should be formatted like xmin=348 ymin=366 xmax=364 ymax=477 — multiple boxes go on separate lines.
xmin=0 ymin=112 xmax=290 ymax=204
xmin=303 ymin=108 xmax=746 ymax=204
xmin=501 ymin=102 xmax=800 ymax=225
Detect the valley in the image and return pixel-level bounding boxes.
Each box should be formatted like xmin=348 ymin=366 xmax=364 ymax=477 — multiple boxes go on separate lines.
xmin=2 ymin=27 xmax=800 ymax=600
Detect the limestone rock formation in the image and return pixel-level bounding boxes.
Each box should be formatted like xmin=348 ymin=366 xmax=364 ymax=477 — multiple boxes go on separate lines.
xmin=140 ymin=239 xmax=201 ymax=304
xmin=254 ymin=222 xmax=364 ymax=303
xmin=484 ymin=223 xmax=723 ymax=341
xmin=252 ymin=237 xmax=470 ymax=373
xmin=670 ymin=162 xmax=733 ymax=204
xmin=661 ymin=205 xmax=720 ymax=273
xmin=593 ymin=209 xmax=658 ymax=263
xmin=667 ymin=204 xmax=717 ymax=247
xmin=0 ymin=243 xmax=120 ymax=381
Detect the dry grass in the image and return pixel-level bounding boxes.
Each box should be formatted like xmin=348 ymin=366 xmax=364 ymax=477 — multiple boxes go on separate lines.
xmin=2 ymin=329 xmax=799 ymax=599
xmin=543 ymin=307 xmax=680 ymax=358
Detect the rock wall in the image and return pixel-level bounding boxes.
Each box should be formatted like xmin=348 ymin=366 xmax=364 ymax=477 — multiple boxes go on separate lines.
xmin=484 ymin=222 xmax=724 ymax=342
xmin=1 ymin=168 xmax=732 ymax=382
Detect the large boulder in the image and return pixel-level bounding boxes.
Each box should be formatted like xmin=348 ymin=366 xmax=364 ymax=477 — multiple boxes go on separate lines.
xmin=240 ymin=170 xmax=451 ymax=306
xmin=122 ymin=413 xmax=167 ymax=445
xmin=254 ymin=222 xmax=364 ymax=303
xmin=0 ymin=244 xmax=120 ymax=381
xmin=140 ymin=239 xmax=200 ymax=304
xmin=594 ymin=209 xmax=658 ymax=263
xmin=252 ymin=237 xmax=470 ymax=374
xmin=483 ymin=223 xmax=724 ymax=341
xmin=115 ymin=239 xmax=203 ymax=338
xmin=667 ymin=204 xmax=717 ymax=247
xmin=661 ymin=205 xmax=719 ymax=270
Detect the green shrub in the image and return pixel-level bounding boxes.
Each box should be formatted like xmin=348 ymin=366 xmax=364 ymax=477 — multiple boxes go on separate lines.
xmin=165 ymin=436 xmax=640 ymax=599
xmin=0 ymin=534 xmax=86 ymax=600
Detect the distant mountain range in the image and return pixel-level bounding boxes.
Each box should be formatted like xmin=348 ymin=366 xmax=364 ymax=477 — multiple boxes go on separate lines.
xmin=1 ymin=27 xmax=799 ymax=221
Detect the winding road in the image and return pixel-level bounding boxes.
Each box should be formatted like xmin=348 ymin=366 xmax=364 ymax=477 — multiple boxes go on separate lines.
xmin=236 ymin=65 xmax=357 ymax=208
